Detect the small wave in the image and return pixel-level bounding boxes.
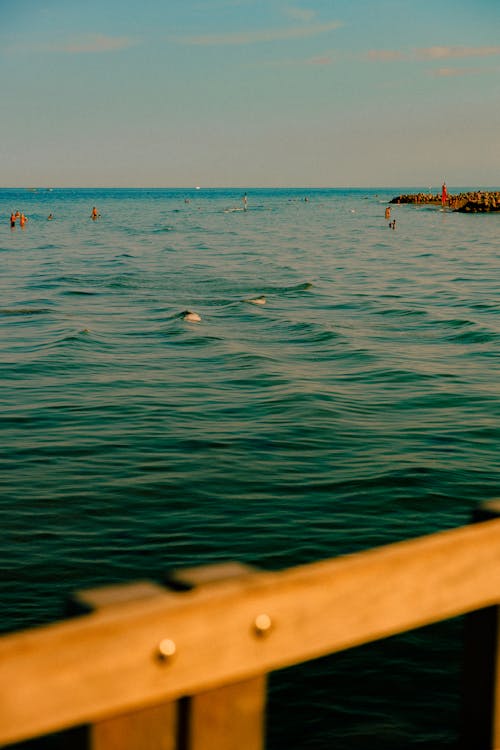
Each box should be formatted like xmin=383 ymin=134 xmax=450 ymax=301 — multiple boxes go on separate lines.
xmin=280 ymin=281 xmax=313 ymax=293
xmin=108 ymin=277 xmax=140 ymax=289
xmin=276 ymin=319 xmax=344 ymax=346
xmin=22 ymin=326 xmax=103 ymax=354
xmin=0 ymin=307 xmax=50 ymax=316
xmin=162 ymin=330 xmax=223 ymax=347
xmin=471 ymin=302 xmax=497 ymax=311
xmin=448 ymin=328 xmax=497 ymax=344
xmin=63 ymin=289 xmax=100 ymax=296
xmin=434 ymin=317 xmax=498 ymax=344
xmin=375 ymin=307 xmax=427 ymax=318
xmin=440 ymin=318 xmax=476 ymax=329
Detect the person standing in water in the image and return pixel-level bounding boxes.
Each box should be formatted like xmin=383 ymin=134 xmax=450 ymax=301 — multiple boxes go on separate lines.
xmin=242 ymin=193 xmax=248 ymax=211
xmin=385 ymin=206 xmax=391 ymax=220
xmin=91 ymin=206 xmax=100 ymax=220
xmin=10 ymin=212 xmax=16 ymax=228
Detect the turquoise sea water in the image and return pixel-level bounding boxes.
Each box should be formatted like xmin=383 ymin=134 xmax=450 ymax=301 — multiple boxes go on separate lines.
xmin=1 ymin=187 xmax=499 ymax=748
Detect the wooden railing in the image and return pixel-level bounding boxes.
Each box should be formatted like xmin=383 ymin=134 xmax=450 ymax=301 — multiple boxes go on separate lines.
xmin=2 ymin=500 xmax=500 ymax=749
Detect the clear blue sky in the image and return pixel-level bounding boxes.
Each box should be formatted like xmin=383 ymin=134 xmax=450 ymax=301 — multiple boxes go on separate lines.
xmin=1 ymin=0 xmax=499 ymax=188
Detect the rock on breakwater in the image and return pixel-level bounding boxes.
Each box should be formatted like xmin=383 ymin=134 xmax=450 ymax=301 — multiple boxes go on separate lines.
xmin=390 ymin=191 xmax=500 ymax=212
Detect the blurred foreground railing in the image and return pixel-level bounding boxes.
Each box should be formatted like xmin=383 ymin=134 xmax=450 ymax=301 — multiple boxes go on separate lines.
xmin=2 ymin=500 xmax=500 ymax=749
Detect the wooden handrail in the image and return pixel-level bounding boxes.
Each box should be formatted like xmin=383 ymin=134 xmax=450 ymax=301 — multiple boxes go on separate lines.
xmin=2 ymin=503 xmax=500 ymax=746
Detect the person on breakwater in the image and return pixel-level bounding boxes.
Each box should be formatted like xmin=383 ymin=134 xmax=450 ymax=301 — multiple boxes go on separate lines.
xmin=441 ymin=182 xmax=448 ymax=207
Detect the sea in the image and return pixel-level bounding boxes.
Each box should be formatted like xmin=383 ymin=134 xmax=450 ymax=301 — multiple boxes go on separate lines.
xmin=1 ymin=187 xmax=499 ymax=749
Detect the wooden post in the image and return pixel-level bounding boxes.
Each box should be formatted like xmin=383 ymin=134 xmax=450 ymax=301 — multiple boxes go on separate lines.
xmin=69 ymin=581 xmax=179 ymax=750
xmin=181 ymin=676 xmax=267 ymax=750
xmin=166 ymin=563 xmax=267 ymax=750
xmin=90 ymin=703 xmax=178 ymax=750
xmin=461 ymin=500 xmax=500 ymax=750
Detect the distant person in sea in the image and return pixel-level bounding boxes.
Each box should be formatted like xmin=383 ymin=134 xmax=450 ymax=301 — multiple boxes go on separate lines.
xmin=10 ymin=212 xmax=16 ymax=228
xmin=19 ymin=213 xmax=28 ymax=228
xmin=47 ymin=213 xmax=54 ymax=220
xmin=91 ymin=206 xmax=100 ymax=220
xmin=243 ymin=193 xmax=248 ymax=211
xmin=389 ymin=219 xmax=396 ymax=230
xmin=385 ymin=206 xmax=391 ymax=220
xmin=441 ymin=182 xmax=448 ymax=207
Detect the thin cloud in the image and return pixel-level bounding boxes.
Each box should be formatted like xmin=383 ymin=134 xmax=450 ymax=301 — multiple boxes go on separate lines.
xmin=431 ymin=66 xmax=494 ymax=77
xmin=285 ymin=8 xmax=317 ymax=23
xmin=178 ymin=21 xmax=342 ymax=46
xmin=58 ymin=34 xmax=139 ymax=53
xmin=3 ymin=34 xmax=141 ymax=55
xmin=366 ymin=49 xmax=406 ymax=62
xmin=247 ymin=51 xmax=335 ymax=69
xmin=305 ymin=55 xmax=334 ymax=66
xmin=431 ymin=67 xmax=468 ymax=77
xmin=417 ymin=45 xmax=500 ymax=60
xmin=363 ymin=45 xmax=500 ymax=65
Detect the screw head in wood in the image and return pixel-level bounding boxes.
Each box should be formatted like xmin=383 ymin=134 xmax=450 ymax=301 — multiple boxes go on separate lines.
xmin=157 ymin=638 xmax=177 ymax=661
xmin=254 ymin=613 xmax=273 ymax=636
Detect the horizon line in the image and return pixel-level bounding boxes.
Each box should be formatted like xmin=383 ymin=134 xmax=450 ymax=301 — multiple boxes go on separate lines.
xmin=1 ymin=184 xmax=498 ymax=191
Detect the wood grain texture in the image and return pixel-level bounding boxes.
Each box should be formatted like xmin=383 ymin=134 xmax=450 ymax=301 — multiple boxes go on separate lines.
xmin=91 ymin=703 xmax=178 ymax=750
xmin=184 ymin=677 xmax=266 ymax=750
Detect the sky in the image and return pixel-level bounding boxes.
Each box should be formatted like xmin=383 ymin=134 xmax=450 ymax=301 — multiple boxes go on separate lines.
xmin=1 ymin=0 xmax=499 ymax=188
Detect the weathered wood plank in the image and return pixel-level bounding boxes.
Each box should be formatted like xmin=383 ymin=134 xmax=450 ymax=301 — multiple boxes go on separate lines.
xmin=3 ymin=510 xmax=500 ymax=745
xmin=166 ymin=562 xmax=258 ymax=591
xmin=183 ymin=677 xmax=266 ymax=750
xmin=73 ymin=581 xmax=171 ymax=612
xmin=90 ymin=703 xmax=178 ymax=750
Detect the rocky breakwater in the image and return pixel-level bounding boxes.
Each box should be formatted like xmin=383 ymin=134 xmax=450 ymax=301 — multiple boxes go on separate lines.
xmin=453 ymin=191 xmax=500 ymax=212
xmin=390 ymin=191 xmax=500 ymax=212
xmin=390 ymin=192 xmax=441 ymax=206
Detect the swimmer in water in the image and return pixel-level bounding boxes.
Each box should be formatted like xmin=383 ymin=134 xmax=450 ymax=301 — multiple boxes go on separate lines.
xmin=19 ymin=213 xmax=27 ymax=228
xmin=246 ymin=295 xmax=266 ymax=305
xmin=91 ymin=206 xmax=100 ymax=220
xmin=182 ymin=310 xmax=201 ymax=323
xmin=10 ymin=212 xmax=16 ymax=228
